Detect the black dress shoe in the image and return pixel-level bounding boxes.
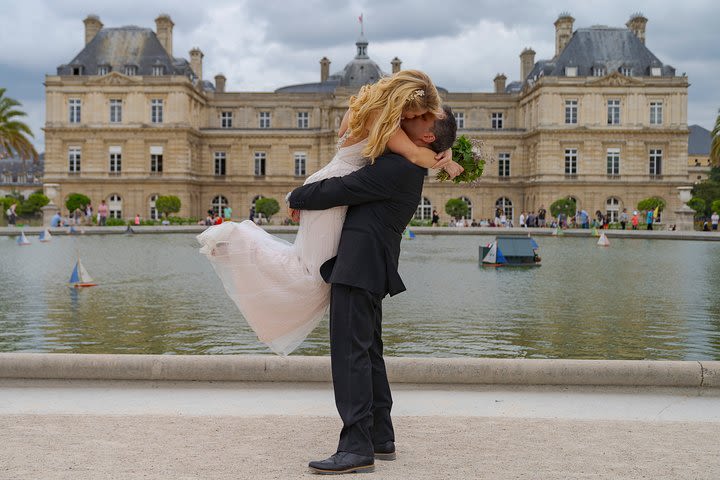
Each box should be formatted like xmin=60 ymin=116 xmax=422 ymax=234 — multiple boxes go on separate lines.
xmin=374 ymin=441 xmax=396 ymax=461
xmin=308 ymin=452 xmax=375 ymax=475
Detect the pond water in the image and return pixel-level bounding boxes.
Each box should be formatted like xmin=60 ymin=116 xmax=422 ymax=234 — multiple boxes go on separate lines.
xmin=1 ymin=232 xmax=719 ymax=360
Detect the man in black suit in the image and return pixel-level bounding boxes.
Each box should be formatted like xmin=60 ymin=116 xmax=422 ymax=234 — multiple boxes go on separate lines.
xmin=288 ymin=106 xmax=458 ymax=475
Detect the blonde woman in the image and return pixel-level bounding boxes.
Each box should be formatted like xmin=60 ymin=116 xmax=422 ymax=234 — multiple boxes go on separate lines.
xmin=198 ymin=70 xmax=461 ymax=355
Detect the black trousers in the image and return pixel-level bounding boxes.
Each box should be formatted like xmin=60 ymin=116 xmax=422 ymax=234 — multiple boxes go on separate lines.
xmin=329 ymin=283 xmax=394 ymax=457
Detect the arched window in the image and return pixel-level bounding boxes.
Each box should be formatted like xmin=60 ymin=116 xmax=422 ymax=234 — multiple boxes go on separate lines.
xmin=414 ymin=197 xmax=432 ymax=221
xmin=606 ymin=197 xmax=620 ymax=223
xmin=212 ymin=195 xmax=228 ymax=217
xmin=108 ymin=194 xmax=122 ymax=219
xmin=149 ymin=194 xmax=160 ymax=220
xmin=459 ymin=196 xmax=473 ymax=220
xmin=495 ymin=197 xmax=513 ymax=221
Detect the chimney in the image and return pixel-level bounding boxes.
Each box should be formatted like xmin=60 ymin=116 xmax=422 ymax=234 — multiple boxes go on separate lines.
xmin=83 ymin=15 xmax=103 ymax=45
xmin=520 ymin=48 xmax=536 ymax=82
xmin=189 ymin=48 xmax=203 ymax=81
xmin=554 ymin=13 xmax=574 ymax=57
xmin=626 ymin=13 xmax=648 ymax=44
xmin=494 ymin=74 xmax=507 ymax=94
xmin=391 ymin=57 xmax=402 ymax=74
xmin=320 ymin=57 xmax=330 ymax=82
xmin=155 ymin=14 xmax=174 ymax=56
xmin=215 ymin=74 xmax=226 ymax=93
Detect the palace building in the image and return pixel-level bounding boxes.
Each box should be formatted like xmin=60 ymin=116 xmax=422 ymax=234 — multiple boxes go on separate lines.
xmin=43 ymin=13 xmax=690 ymax=224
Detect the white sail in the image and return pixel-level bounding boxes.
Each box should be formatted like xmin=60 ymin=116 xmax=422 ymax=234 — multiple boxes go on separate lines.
xmin=483 ymin=242 xmax=497 ymax=263
xmin=597 ymin=233 xmax=610 ymax=247
xmin=39 ymin=229 xmax=52 ymax=242
xmin=77 ymin=259 xmax=94 ymax=283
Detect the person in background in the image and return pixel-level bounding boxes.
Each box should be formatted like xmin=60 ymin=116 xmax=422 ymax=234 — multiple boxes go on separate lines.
xmin=223 ymin=205 xmax=232 ymax=221
xmin=6 ymin=203 xmax=17 ymax=226
xmin=134 ymin=214 xmax=141 ymax=225
xmin=619 ymin=208 xmax=628 ymax=230
xmin=646 ymin=209 xmax=654 ymax=230
xmin=431 ymin=209 xmax=439 ymax=227
xmin=85 ymin=203 xmax=93 ymax=223
xmin=97 ymin=200 xmax=109 ymax=226
xmin=249 ymin=206 xmax=255 ymax=223
xmin=519 ymin=211 xmax=526 ymax=228
xmin=631 ymin=211 xmax=639 ymax=230
xmin=711 ymin=211 xmax=719 ymax=231
xmin=537 ymin=205 xmax=547 ymax=228
xmin=204 ymin=210 xmax=214 ymax=226
xmin=50 ymin=211 xmax=62 ymax=227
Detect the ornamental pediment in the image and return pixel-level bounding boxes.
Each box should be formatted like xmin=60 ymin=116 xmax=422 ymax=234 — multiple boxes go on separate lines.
xmin=87 ymin=72 xmax=141 ymax=86
xmin=588 ymin=71 xmax=645 ymax=87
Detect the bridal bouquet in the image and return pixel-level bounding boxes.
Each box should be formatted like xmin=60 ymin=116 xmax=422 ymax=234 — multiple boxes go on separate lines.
xmin=437 ymin=135 xmax=488 ymax=183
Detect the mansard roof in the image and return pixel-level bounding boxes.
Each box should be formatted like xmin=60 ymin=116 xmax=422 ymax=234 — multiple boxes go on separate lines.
xmin=688 ymin=124 xmax=712 ymax=155
xmin=56 ymin=26 xmax=194 ymax=78
xmin=526 ymin=26 xmax=675 ymax=82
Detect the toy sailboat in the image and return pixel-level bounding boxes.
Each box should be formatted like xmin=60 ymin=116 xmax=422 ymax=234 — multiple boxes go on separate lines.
xmin=16 ymin=231 xmax=31 ymax=246
xmin=402 ymin=227 xmax=415 ymax=239
xmin=69 ymin=258 xmax=97 ymax=288
xmin=591 ymin=227 xmax=600 ymax=237
xmin=597 ymin=233 xmax=610 ymax=247
xmin=39 ymin=229 xmax=52 ymax=242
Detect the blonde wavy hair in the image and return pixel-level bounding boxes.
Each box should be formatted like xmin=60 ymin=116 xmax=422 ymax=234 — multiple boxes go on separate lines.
xmin=348 ymin=69 xmax=443 ymax=161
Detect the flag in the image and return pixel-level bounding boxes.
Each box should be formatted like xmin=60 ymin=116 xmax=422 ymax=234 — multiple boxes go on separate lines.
xmin=358 ymin=13 xmax=363 ymax=23
xmin=653 ymin=205 xmax=660 ymax=220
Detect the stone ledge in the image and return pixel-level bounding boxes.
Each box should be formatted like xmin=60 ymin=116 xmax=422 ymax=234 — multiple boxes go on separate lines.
xmin=1 ymin=354 xmax=717 ymax=388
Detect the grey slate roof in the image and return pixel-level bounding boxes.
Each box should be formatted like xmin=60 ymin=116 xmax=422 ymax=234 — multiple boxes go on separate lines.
xmin=688 ymin=124 xmax=712 ymax=155
xmin=0 ymin=153 xmax=44 ymax=178
xmin=525 ymin=26 xmax=675 ymax=82
xmin=57 ymin=26 xmax=194 ymax=79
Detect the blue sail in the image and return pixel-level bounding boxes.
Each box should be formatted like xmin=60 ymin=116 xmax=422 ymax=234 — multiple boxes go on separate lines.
xmin=530 ymin=237 xmax=539 ymax=249
xmin=496 ymin=247 xmax=507 ymax=264
xmin=69 ymin=262 xmax=80 ymax=284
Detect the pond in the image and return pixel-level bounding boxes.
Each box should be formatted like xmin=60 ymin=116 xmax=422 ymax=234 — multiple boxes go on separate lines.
xmin=1 ymin=232 xmax=718 ymax=360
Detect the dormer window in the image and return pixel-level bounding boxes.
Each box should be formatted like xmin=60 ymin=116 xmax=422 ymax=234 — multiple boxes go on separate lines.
xmin=593 ymin=66 xmax=606 ymax=77
xmin=152 ymin=65 xmax=164 ymax=76
xmin=97 ymin=65 xmax=110 ymax=75
xmin=71 ymin=66 xmax=83 ymax=76
xmin=565 ymin=67 xmax=577 ymax=77
xmin=651 ymin=67 xmax=662 ymax=76
xmin=124 ymin=65 xmax=137 ymax=76
xmin=620 ymin=66 xmax=632 ymax=76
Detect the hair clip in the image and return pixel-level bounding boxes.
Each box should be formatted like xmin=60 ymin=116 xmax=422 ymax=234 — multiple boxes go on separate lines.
xmin=408 ymin=89 xmax=425 ymax=101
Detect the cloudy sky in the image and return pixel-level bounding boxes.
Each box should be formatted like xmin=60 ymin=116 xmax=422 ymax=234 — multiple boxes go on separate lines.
xmin=1 ymin=0 xmax=718 ymax=151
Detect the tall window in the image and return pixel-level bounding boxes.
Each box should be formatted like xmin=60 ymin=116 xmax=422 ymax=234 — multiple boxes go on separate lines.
xmin=414 ymin=197 xmax=432 ymax=221
xmin=454 ymin=112 xmax=465 ymax=129
xmin=110 ymin=99 xmax=122 ymax=123
xmin=297 ymin=111 xmax=309 ymax=128
xmin=152 ymin=65 xmax=164 ymax=76
xmin=124 ymin=65 xmax=137 ymax=76
xmin=294 ymin=152 xmax=306 ymax=176
xmin=564 ymin=148 xmax=577 ymax=175
xmin=491 ymin=112 xmax=503 ymax=129
xmin=151 ymin=99 xmax=163 ymax=124
xmin=68 ymin=99 xmax=81 ymax=123
xmin=459 ymin=196 xmax=473 ymax=220
xmin=649 ymin=149 xmax=663 ymax=176
xmin=149 ymin=195 xmax=160 ymax=220
xmin=108 ymin=194 xmax=122 ymax=219
xmin=607 ymin=99 xmax=620 ymax=125
xmin=221 ymin=111 xmax=233 ymax=128
xmin=212 ymin=195 xmax=228 ymax=217
xmin=68 ymin=147 xmax=81 ymax=173
xmin=97 ymin=66 xmax=110 ymax=75
xmin=150 ymin=146 xmax=163 ymax=173
xmin=254 ymin=152 xmax=266 ymax=176
xmin=593 ymin=67 xmax=606 ymax=77
xmin=109 ymin=147 xmax=122 ymax=174
xmin=214 ymin=152 xmax=226 ymax=176
xmin=606 ymin=197 xmax=620 ymax=223
xmin=495 ymin=197 xmax=513 ymax=221
xmin=606 ymin=148 xmax=620 ymax=175
xmin=565 ymin=100 xmax=577 ymax=124
xmin=498 ymin=153 xmax=510 ymax=177
xmin=259 ymin=111 xmax=271 ymax=128
xmin=620 ymin=67 xmax=632 ymax=76
xmin=650 ymin=102 xmax=663 ymax=125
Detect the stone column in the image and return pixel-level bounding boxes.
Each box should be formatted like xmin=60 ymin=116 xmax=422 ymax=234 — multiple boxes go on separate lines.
xmin=674 ymin=186 xmax=695 ymax=231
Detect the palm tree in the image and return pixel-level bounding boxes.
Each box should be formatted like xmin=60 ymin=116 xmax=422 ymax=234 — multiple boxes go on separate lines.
xmin=0 ymin=88 xmax=39 ymax=162
xmin=712 ymin=108 xmax=720 ymax=166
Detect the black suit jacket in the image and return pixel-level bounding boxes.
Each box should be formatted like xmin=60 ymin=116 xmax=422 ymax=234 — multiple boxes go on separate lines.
xmin=288 ymin=153 xmax=425 ymax=296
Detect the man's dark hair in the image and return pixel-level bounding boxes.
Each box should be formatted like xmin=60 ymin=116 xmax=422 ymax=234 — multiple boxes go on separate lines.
xmin=429 ymin=105 xmax=457 ymax=153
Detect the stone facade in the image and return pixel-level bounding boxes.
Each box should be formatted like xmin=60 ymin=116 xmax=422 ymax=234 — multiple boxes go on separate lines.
xmin=44 ymin=13 xmax=691 ymax=224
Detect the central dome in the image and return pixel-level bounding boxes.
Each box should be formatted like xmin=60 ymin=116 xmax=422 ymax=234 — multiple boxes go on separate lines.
xmin=331 ymin=33 xmax=386 ymax=87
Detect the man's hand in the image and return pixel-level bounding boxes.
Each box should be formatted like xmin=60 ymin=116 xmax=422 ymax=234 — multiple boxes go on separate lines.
xmin=443 ymin=160 xmax=464 ymax=179
xmin=431 ymin=148 xmax=453 ymax=170
xmin=288 ymin=208 xmax=301 ymax=223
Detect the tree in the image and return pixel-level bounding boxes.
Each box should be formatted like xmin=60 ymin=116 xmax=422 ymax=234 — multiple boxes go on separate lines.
xmin=0 ymin=88 xmax=39 ymax=162
xmin=65 ymin=193 xmax=91 ymax=213
xmin=155 ymin=195 xmax=181 ymax=218
xmin=445 ymin=198 xmax=469 ymax=220
xmin=550 ymin=197 xmax=577 ymax=218
xmin=637 ymin=197 xmax=666 ymax=212
xmin=687 ymin=197 xmax=706 ymax=215
xmin=255 ymin=197 xmax=280 ymax=223
xmin=16 ymin=192 xmax=49 ymax=217
xmin=712 ymin=199 xmax=720 ymax=215
xmin=711 ymin=108 xmax=720 ymax=166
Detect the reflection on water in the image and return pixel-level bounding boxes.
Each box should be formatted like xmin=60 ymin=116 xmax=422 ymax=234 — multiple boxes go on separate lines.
xmin=0 ymin=232 xmax=719 ymax=360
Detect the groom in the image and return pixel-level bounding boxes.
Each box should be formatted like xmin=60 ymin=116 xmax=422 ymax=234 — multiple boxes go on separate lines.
xmin=288 ymin=106 xmax=458 ymax=475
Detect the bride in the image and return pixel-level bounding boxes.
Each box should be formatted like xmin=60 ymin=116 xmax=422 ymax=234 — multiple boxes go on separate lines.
xmin=197 ymin=70 xmax=462 ymax=355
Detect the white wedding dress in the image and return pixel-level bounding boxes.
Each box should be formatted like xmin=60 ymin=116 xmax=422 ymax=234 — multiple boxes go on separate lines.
xmin=197 ymin=136 xmax=369 ymax=355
